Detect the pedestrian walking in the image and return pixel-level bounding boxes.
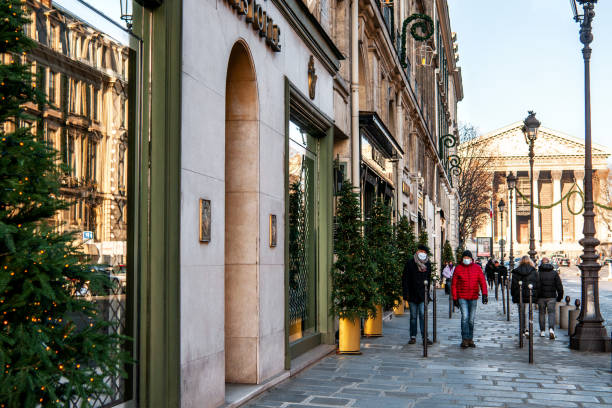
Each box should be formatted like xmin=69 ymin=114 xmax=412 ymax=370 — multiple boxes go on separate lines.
xmin=537 ymin=257 xmax=563 ymax=339
xmin=495 ymin=260 xmax=508 ymax=286
xmin=442 ymin=261 xmax=455 ymax=295
xmin=485 ymin=258 xmax=496 ymax=289
xmin=402 ymin=244 xmax=433 ymax=345
xmin=452 ymin=250 xmax=488 ymax=348
xmin=511 ymin=256 xmax=539 ymax=338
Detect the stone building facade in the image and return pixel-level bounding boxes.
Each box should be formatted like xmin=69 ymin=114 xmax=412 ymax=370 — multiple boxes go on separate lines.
xmin=470 ymin=122 xmax=612 ymax=260
xmin=9 ymin=0 xmax=130 ymax=265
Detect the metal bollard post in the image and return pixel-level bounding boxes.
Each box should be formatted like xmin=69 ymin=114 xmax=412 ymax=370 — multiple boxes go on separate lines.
xmin=433 ymin=282 xmax=437 ymax=343
xmin=519 ymin=280 xmax=523 ymax=348
xmin=448 ymin=284 xmax=453 ymax=319
xmin=423 ymin=280 xmax=428 ymax=358
xmin=501 ymin=275 xmax=506 ymax=315
xmin=528 ymin=283 xmax=534 ymax=364
xmin=494 ymin=271 xmax=499 ymax=301
xmin=506 ymin=275 xmax=511 ymax=322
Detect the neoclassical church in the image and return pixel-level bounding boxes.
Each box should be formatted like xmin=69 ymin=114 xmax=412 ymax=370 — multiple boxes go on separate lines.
xmin=470 ymin=122 xmax=611 ymax=260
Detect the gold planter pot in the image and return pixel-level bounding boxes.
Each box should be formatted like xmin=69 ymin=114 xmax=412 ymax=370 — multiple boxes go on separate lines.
xmin=338 ymin=317 xmax=361 ymax=354
xmin=363 ymin=304 xmax=383 ymax=337
xmin=393 ymin=296 xmax=405 ymax=316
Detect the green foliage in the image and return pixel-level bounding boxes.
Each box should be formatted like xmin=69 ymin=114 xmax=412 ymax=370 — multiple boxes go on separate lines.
xmin=455 ymin=245 xmax=465 ymax=264
xmin=0 ymin=2 xmax=131 ymax=406
xmin=364 ymin=199 xmax=401 ymax=310
xmin=396 ymin=216 xmax=417 ymax=266
xmin=418 ymin=228 xmax=429 ymax=249
xmin=330 ymin=180 xmax=376 ymax=321
xmin=442 ymin=240 xmax=454 ymax=265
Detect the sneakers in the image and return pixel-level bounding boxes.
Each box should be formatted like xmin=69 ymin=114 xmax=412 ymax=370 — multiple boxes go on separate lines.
xmin=408 ymin=337 xmax=416 ymax=344
xmin=460 ymin=340 xmax=469 ymax=348
xmin=468 ymin=339 xmax=476 ymax=348
xmin=524 ymin=330 xmax=530 ymax=338
xmin=540 ymin=331 xmax=546 ymax=337
xmin=549 ymin=329 xmax=556 ymax=340
xmin=424 ymin=339 xmax=433 ymax=346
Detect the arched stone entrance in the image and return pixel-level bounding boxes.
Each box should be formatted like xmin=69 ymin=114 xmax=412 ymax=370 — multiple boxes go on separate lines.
xmin=224 ymin=41 xmax=260 ymax=384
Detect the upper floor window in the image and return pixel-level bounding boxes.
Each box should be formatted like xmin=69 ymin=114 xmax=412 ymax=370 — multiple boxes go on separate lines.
xmin=48 ymin=70 xmax=57 ymax=104
xmin=49 ymin=23 xmax=58 ymax=50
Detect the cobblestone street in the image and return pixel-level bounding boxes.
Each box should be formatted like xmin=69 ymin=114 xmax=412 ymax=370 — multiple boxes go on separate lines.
xmin=246 ymin=267 xmax=612 ymax=408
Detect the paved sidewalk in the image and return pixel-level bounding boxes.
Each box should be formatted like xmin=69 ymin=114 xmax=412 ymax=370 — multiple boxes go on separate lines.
xmin=246 ymin=274 xmax=612 ymax=408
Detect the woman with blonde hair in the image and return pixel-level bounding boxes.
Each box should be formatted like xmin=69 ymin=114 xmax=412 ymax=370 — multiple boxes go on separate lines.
xmin=511 ymin=255 xmax=539 ymax=338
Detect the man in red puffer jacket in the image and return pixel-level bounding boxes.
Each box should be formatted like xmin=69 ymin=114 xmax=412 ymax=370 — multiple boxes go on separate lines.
xmin=452 ymin=250 xmax=488 ymax=348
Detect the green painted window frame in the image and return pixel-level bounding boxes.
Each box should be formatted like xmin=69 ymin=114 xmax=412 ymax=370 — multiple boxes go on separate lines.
xmin=284 ymin=78 xmax=335 ymax=368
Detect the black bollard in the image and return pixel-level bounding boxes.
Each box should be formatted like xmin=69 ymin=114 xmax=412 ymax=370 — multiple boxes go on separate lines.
xmin=501 ymin=275 xmax=506 ymax=315
xmin=433 ymin=282 xmax=437 ymax=343
xmin=423 ymin=280 xmax=428 ymax=358
xmin=506 ymin=275 xmax=511 ymax=322
xmin=528 ymin=283 xmax=534 ymax=364
xmin=494 ymin=271 xmax=499 ymax=301
xmin=519 ymin=280 xmax=523 ymax=348
xmin=448 ymin=287 xmax=453 ymax=319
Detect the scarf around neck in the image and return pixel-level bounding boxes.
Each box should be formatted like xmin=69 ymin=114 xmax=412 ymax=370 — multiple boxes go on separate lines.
xmin=414 ymin=253 xmax=428 ymax=272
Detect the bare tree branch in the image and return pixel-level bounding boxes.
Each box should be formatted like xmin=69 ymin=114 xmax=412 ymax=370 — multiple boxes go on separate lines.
xmin=456 ymin=124 xmax=494 ymax=246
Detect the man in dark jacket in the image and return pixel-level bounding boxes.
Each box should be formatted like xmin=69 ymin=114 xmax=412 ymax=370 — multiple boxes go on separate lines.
xmin=511 ymin=255 xmax=539 ymax=338
xmin=402 ymin=244 xmax=432 ymax=345
xmin=495 ymin=260 xmax=508 ymax=287
xmin=537 ymin=257 xmax=563 ymax=339
xmin=484 ymin=259 xmax=496 ymax=289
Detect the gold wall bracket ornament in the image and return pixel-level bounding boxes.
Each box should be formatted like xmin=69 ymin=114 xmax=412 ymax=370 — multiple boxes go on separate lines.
xmin=308 ymin=55 xmax=317 ymax=100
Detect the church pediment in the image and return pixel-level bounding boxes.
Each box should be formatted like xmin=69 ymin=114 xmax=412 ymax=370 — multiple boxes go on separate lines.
xmin=467 ymin=122 xmax=610 ymax=159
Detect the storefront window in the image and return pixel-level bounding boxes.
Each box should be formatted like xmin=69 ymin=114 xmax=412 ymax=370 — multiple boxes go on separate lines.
xmin=288 ymin=121 xmax=318 ymax=342
xmin=25 ymin=1 xmax=141 ymax=405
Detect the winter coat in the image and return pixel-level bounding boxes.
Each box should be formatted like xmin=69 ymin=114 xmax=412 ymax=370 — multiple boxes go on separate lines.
xmin=442 ymin=265 xmax=455 ymax=279
xmin=496 ymin=265 xmax=508 ymax=281
xmin=402 ymin=258 xmax=431 ymax=304
xmin=511 ymin=264 xmax=539 ymax=304
xmin=484 ymin=261 xmax=496 ymax=280
xmin=452 ymin=262 xmax=488 ymax=301
xmin=537 ymin=263 xmax=564 ymax=301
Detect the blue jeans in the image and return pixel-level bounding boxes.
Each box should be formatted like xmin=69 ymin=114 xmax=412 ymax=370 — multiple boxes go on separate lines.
xmin=409 ymin=302 xmax=425 ymax=339
xmin=458 ymin=299 xmax=478 ymax=340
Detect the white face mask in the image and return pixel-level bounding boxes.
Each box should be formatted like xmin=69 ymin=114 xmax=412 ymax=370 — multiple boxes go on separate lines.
xmin=463 ymin=258 xmax=472 ymax=265
xmin=417 ymin=252 xmax=428 ymax=261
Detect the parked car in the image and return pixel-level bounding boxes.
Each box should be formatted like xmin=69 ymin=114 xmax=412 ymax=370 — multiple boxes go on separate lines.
xmin=551 ymin=262 xmax=560 ymax=273
xmin=111 ymin=264 xmax=127 ymax=291
xmin=559 ymin=258 xmax=571 ymax=267
xmin=603 ymin=258 xmax=612 ymax=265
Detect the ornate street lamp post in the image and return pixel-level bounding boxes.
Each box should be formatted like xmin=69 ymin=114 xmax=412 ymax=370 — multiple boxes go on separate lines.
xmin=522 ymin=112 xmax=540 ymax=263
xmin=498 ymin=199 xmax=506 ymax=261
xmin=506 ymin=172 xmax=517 ymax=272
xmin=569 ymin=0 xmax=610 ymax=352
xmin=506 ymin=173 xmax=516 ymax=323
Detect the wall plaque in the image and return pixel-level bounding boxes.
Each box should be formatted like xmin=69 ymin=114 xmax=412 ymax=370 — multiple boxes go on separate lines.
xmin=269 ymin=214 xmax=277 ymax=247
xmin=199 ymin=199 xmax=211 ymax=243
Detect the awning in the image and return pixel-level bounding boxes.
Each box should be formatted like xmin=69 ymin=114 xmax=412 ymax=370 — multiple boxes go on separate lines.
xmin=359 ymin=111 xmax=404 ymax=157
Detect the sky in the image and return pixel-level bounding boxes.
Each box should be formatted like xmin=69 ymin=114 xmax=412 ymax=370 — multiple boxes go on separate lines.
xmin=447 ymin=0 xmax=611 ymax=150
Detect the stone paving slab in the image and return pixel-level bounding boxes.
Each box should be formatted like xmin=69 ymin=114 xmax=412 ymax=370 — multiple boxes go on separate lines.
xmin=245 ymin=268 xmax=612 ymax=407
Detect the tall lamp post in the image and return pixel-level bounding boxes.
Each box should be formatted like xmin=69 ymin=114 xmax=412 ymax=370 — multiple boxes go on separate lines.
xmin=498 ymin=199 xmax=506 ymax=261
xmin=569 ymin=0 xmax=611 ymax=352
xmin=506 ymin=172 xmax=517 ymax=271
xmin=522 ymin=112 xmax=540 ymax=263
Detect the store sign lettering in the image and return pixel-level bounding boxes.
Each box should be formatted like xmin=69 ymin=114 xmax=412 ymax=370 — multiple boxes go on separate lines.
xmin=225 ymin=0 xmax=282 ymax=52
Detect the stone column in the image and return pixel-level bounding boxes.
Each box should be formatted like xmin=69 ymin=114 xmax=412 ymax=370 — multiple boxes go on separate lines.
xmin=574 ymin=170 xmax=584 ymax=242
xmin=532 ymin=170 xmax=540 ymax=243
xmin=552 ymin=170 xmax=563 ymax=244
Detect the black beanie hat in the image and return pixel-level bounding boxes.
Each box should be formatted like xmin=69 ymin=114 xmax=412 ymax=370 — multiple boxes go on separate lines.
xmin=417 ymin=244 xmax=430 ymax=254
xmin=462 ymin=250 xmax=473 ymax=259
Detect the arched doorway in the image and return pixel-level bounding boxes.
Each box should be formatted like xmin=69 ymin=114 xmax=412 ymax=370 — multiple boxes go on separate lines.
xmin=225 ymin=41 xmax=260 ymax=384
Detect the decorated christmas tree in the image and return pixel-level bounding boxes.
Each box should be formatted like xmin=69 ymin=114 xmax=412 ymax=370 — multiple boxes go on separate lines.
xmin=330 ymin=180 xmax=376 ymax=321
xmin=0 ymin=1 xmax=130 ymax=406
xmin=364 ymin=199 xmax=401 ymax=310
